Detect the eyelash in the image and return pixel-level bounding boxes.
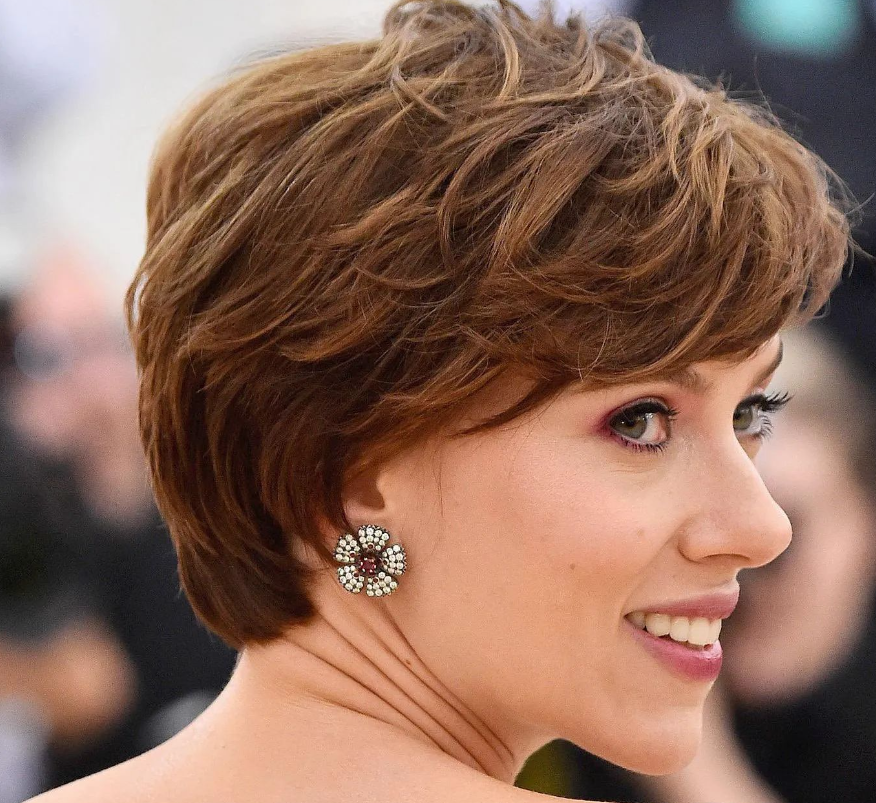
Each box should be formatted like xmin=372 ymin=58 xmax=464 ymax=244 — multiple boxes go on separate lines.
xmin=607 ymin=391 xmax=793 ymax=455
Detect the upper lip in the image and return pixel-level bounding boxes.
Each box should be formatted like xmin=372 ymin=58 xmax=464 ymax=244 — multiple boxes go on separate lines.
xmin=627 ymin=586 xmax=740 ymax=621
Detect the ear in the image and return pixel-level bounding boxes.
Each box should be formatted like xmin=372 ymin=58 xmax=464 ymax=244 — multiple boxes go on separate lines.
xmin=324 ymin=440 xmax=435 ymax=566
xmin=299 ymin=462 xmax=393 ymax=572
xmin=341 ymin=459 xmax=392 ymax=527
xmin=297 ymin=459 xmax=396 ymax=571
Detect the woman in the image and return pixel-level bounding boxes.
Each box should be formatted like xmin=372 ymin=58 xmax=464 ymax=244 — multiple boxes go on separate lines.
xmin=32 ymin=1 xmax=852 ymax=801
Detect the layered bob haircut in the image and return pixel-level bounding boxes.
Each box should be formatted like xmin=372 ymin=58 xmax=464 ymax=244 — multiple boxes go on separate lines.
xmin=128 ymin=0 xmax=852 ymax=647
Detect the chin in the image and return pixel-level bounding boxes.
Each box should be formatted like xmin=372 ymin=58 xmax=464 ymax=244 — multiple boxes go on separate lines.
xmin=568 ymin=709 xmax=703 ymax=776
xmin=621 ymin=737 xmax=701 ymax=776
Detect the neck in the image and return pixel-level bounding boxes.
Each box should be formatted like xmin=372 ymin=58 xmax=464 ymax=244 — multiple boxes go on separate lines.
xmin=218 ymin=578 xmax=544 ymax=785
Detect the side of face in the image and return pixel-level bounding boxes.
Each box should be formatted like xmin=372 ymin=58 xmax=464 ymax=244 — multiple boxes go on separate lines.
xmin=373 ymin=335 xmax=792 ymax=774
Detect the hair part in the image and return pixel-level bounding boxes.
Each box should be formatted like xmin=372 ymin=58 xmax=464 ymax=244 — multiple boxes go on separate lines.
xmin=127 ymin=0 xmax=853 ymax=647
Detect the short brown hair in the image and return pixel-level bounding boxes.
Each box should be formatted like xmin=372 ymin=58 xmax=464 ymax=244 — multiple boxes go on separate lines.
xmin=127 ymin=0 xmax=852 ymax=647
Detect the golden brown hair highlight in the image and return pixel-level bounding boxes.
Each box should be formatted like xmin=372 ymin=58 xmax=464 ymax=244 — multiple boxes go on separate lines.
xmin=127 ymin=0 xmax=852 ymax=647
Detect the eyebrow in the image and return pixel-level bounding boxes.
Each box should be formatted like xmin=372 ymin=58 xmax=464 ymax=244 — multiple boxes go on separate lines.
xmin=664 ymin=338 xmax=784 ymax=395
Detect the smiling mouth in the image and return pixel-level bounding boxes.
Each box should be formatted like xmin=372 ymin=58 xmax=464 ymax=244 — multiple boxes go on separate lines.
xmin=625 ymin=611 xmax=722 ymax=650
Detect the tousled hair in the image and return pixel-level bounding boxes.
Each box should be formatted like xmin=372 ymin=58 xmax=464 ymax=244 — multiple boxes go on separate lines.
xmin=127 ymin=0 xmax=853 ymax=647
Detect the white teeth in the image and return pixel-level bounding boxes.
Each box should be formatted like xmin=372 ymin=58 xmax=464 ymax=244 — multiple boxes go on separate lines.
xmin=710 ymin=618 xmax=722 ymax=642
xmin=630 ymin=611 xmax=722 ymax=646
xmin=687 ymin=617 xmax=712 ymax=646
xmin=629 ymin=611 xmax=646 ymax=629
xmin=644 ymin=612 xmax=671 ymax=637
xmin=669 ymin=616 xmax=690 ymax=643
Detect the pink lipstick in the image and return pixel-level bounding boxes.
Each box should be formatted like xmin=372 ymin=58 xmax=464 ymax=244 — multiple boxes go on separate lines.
xmin=625 ymin=617 xmax=723 ymax=682
xmin=624 ymin=588 xmax=738 ymax=682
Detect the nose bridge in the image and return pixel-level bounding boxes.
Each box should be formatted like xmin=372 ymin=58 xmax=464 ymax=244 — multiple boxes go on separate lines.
xmin=681 ymin=435 xmax=792 ymax=569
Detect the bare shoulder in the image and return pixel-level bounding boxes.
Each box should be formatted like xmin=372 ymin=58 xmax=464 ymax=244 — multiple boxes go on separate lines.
xmin=25 ymin=734 xmax=610 ymax=803
xmin=26 ymin=750 xmax=163 ymax=803
xmin=26 ymin=762 xmax=609 ymax=803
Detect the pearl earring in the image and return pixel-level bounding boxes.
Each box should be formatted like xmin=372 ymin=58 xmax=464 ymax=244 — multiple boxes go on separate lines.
xmin=333 ymin=524 xmax=407 ymax=597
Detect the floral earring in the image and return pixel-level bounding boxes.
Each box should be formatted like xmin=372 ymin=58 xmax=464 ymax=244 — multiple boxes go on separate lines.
xmin=333 ymin=524 xmax=407 ymax=597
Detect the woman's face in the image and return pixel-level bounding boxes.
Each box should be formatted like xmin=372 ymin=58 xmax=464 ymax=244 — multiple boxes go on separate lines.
xmin=380 ymin=334 xmax=790 ymax=774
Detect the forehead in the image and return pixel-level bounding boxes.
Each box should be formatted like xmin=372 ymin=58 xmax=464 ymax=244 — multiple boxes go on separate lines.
xmin=560 ymin=334 xmax=784 ymax=397
xmin=659 ymin=335 xmax=784 ymax=395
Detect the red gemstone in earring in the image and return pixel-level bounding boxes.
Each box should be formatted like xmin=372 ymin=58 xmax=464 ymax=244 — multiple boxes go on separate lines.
xmin=358 ymin=555 xmax=380 ymax=576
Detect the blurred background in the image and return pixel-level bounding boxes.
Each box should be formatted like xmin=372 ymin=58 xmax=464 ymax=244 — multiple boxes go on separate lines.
xmin=0 ymin=1 xmax=874 ymax=801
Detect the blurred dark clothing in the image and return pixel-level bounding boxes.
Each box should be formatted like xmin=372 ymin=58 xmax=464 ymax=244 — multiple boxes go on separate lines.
xmin=0 ymin=412 xmax=235 ymax=787
xmin=631 ymin=0 xmax=876 ymax=223
xmin=0 ymin=423 xmax=96 ymax=645
xmin=825 ymin=260 xmax=876 ymax=386
xmin=730 ymin=593 xmax=876 ymax=803
xmin=46 ymin=500 xmax=236 ymax=786
xmin=0 ymin=295 xmax=13 ymax=374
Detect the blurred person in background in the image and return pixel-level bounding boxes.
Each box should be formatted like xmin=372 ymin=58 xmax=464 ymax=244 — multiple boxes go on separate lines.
xmin=0 ymin=0 xmax=236 ymax=792
xmin=0 ymin=420 xmax=135 ymax=803
xmin=0 ymin=296 xmax=135 ymax=803
xmin=8 ymin=245 xmax=149 ymax=527
xmin=1 ymin=248 xmax=236 ymax=792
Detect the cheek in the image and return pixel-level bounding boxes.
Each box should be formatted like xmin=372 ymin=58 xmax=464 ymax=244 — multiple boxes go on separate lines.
xmin=398 ymin=428 xmax=684 ymax=732
xmin=487 ymin=430 xmax=675 ymax=586
xmin=433 ymin=430 xmax=662 ymax=607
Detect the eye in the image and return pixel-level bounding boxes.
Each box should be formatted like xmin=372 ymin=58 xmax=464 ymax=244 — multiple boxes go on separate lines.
xmin=606 ymin=390 xmax=793 ymax=455
xmin=733 ymin=391 xmax=793 ymax=441
xmin=607 ymin=400 xmax=679 ymax=454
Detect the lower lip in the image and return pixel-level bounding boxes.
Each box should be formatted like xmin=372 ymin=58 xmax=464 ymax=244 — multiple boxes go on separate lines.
xmin=625 ymin=618 xmax=723 ymax=682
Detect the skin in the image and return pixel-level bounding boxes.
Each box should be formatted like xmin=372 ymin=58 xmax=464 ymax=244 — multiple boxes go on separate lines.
xmin=633 ymin=409 xmax=876 ymax=803
xmin=31 ymin=334 xmax=790 ymax=803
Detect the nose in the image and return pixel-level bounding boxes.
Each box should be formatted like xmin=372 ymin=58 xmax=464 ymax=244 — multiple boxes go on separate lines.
xmin=677 ymin=439 xmax=793 ymax=570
